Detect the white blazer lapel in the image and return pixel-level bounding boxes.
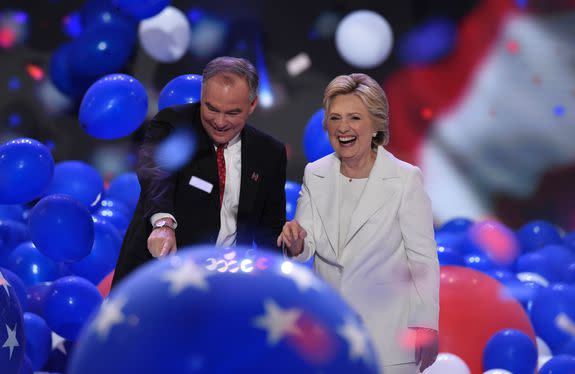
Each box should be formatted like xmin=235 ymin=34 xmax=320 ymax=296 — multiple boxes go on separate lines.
xmin=309 ymin=154 xmax=340 ymax=257
xmin=344 ymin=147 xmax=399 ymax=248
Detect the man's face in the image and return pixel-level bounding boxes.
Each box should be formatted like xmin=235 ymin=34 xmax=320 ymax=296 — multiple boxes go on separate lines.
xmin=200 ymin=74 xmax=257 ymax=145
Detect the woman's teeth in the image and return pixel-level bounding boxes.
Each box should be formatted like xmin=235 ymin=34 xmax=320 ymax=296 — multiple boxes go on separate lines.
xmin=338 ymin=136 xmax=356 ymax=144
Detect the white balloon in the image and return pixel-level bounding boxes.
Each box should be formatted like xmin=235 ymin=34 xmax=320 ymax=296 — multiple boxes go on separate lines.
xmin=538 ymin=355 xmax=553 ymax=370
xmin=536 ymin=336 xmax=552 ymax=357
xmin=138 ymin=6 xmax=191 ymax=63
xmin=483 ymin=370 xmax=512 ymax=374
xmin=516 ymin=272 xmax=549 ymax=287
xmin=423 ymin=352 xmax=471 ymax=374
xmin=335 ymin=10 xmax=393 ymax=69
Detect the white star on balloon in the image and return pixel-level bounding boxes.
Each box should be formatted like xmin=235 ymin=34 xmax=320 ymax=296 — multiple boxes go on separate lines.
xmin=162 ymin=261 xmax=212 ymax=295
xmin=253 ymin=299 xmax=302 ymax=345
xmin=51 ymin=332 xmax=67 ymax=355
xmin=0 ymin=270 xmax=11 ymax=297
xmin=281 ymin=262 xmax=323 ymax=292
xmin=93 ymin=297 xmax=127 ymax=340
xmin=2 ymin=324 xmax=19 ymax=359
xmin=338 ymin=318 xmax=370 ymax=361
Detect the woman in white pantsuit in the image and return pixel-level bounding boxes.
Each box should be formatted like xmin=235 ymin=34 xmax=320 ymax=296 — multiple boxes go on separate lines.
xmin=277 ymin=74 xmax=440 ymax=373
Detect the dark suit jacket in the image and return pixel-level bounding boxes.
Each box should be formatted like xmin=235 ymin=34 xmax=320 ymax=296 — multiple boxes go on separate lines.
xmin=112 ymin=103 xmax=286 ymax=285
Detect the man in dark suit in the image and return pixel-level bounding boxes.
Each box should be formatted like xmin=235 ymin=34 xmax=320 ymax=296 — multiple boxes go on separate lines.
xmin=113 ymin=57 xmax=286 ymax=285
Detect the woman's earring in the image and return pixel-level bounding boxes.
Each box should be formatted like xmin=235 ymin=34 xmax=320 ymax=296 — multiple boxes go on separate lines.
xmin=372 ymin=132 xmax=377 ymax=137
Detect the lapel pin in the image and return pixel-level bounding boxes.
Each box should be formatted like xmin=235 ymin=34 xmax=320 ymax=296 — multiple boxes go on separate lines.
xmin=251 ymin=172 xmax=260 ymax=182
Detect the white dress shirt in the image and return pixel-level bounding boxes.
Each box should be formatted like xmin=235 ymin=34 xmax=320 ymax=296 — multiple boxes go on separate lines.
xmin=151 ymin=134 xmax=242 ymax=248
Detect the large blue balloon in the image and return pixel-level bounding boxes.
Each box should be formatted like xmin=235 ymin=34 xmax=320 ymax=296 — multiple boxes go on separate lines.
xmin=0 ymin=267 xmax=28 ymax=311
xmin=437 ymin=245 xmax=465 ymax=266
xmin=538 ymin=355 xmax=575 ymax=374
xmin=517 ymin=220 xmax=562 ymax=253
xmin=68 ymin=246 xmax=379 ymax=373
xmin=0 ymin=220 xmax=29 ymax=266
xmin=397 ymin=17 xmax=457 ymax=65
xmin=22 ymin=313 xmax=52 ymax=370
xmin=538 ymin=245 xmax=575 ymax=283
xmin=49 ymin=43 xmax=96 ymax=98
xmin=303 ymin=109 xmax=334 ymax=163
xmin=44 ymin=276 xmax=103 ymax=341
xmin=105 ymin=173 xmax=140 ymax=213
xmin=19 ymin=355 xmax=33 ymax=374
xmin=29 ymin=195 xmax=94 ymax=263
xmin=0 ymin=271 xmax=26 ymax=373
xmin=482 ymin=329 xmax=537 ymax=374
xmin=0 ymin=138 xmax=54 ymax=204
xmin=158 ymin=74 xmax=202 ymax=111
xmin=25 ymin=282 xmax=53 ymax=318
xmin=111 ymin=0 xmax=170 ymax=20
xmin=44 ymin=161 xmax=104 ymax=210
xmin=564 ymin=231 xmax=575 ymax=251
xmin=530 ymin=284 xmax=575 ymax=354
xmin=96 ymin=198 xmax=132 ymax=233
xmin=68 ymin=217 xmax=122 ymax=284
xmin=5 ymin=242 xmax=65 ymax=286
xmin=69 ymin=24 xmax=136 ymax=77
xmin=79 ymin=74 xmax=148 ymax=140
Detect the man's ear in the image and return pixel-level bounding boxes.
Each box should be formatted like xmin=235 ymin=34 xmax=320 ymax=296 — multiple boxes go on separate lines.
xmin=248 ymin=96 xmax=258 ymax=115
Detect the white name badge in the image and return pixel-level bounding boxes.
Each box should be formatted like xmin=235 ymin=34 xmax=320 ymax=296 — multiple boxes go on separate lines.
xmin=189 ymin=176 xmax=213 ymax=194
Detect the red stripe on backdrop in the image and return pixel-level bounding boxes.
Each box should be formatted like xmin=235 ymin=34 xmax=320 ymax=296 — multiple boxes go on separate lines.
xmin=382 ymin=0 xmax=520 ymax=165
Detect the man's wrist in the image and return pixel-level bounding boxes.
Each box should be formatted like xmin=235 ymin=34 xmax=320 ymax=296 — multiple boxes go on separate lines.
xmin=153 ymin=218 xmax=177 ymax=230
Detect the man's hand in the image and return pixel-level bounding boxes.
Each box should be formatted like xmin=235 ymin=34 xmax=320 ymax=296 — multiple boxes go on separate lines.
xmin=147 ymin=228 xmax=177 ymax=257
xmin=413 ymin=328 xmax=439 ymax=372
xmin=276 ymin=220 xmax=307 ymax=256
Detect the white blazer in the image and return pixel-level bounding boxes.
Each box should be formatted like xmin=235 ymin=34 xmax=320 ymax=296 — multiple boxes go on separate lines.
xmin=293 ymin=146 xmax=439 ymax=367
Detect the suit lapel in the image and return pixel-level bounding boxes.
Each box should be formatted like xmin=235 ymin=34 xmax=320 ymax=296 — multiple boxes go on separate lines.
xmin=237 ymin=126 xmax=261 ymax=221
xmin=344 ymin=147 xmax=398 ymax=248
xmin=310 ymin=155 xmax=340 ymax=257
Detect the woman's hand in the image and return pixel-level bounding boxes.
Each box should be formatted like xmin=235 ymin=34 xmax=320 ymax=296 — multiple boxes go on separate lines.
xmin=276 ymin=220 xmax=307 ymax=256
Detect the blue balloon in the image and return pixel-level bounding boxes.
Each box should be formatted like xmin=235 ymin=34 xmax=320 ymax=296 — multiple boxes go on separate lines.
xmin=69 ymin=24 xmax=136 ymax=77
xmin=44 ymin=161 xmax=104 ymax=210
xmin=530 ymin=284 xmax=575 ymax=354
xmin=79 ymin=74 xmax=148 ymax=140
xmin=502 ymin=280 xmax=542 ymax=316
xmin=397 ymin=17 xmax=457 ymax=65
xmin=49 ymin=43 xmax=96 ymax=98
xmin=517 ymin=220 xmax=562 ymax=253
xmin=0 ymin=220 xmax=29 ymax=266
xmin=516 ymin=251 xmax=560 ymax=283
xmin=68 ymin=217 xmax=122 ymax=284
xmin=539 ymin=355 xmax=575 ymax=374
xmin=43 ymin=339 xmax=75 ymax=373
xmin=464 ymin=253 xmax=503 ymax=272
xmin=285 ymin=181 xmax=301 ymax=221
xmin=19 ymin=355 xmax=33 ymax=374
xmin=437 ymin=217 xmax=473 ymax=234
xmin=111 ymin=0 xmax=170 ymax=20
xmin=483 ymin=329 xmax=537 ymax=374
xmin=29 ymin=195 xmax=94 ymax=263
xmin=0 ymin=138 xmax=54 ymax=204
xmin=81 ymin=0 xmax=138 ymax=29
xmin=434 ymin=231 xmax=465 ymax=253
xmin=105 ymin=173 xmax=140 ymax=213
xmin=485 ymin=269 xmax=517 ymax=284
xmin=0 ymin=277 xmax=25 ymax=373
xmin=68 ymin=246 xmax=380 ymax=373
xmin=538 ymin=245 xmax=575 ymax=283
xmin=437 ymin=245 xmax=465 ymax=266
xmin=0 ymin=204 xmax=25 ymax=222
xmin=0 ymin=267 xmax=28 ymax=311
xmin=44 ymin=276 xmax=103 ymax=341
xmin=158 ymin=74 xmax=202 ymax=110
xmin=303 ymin=109 xmax=334 ymax=162
xmin=25 ymin=282 xmax=53 ymax=318
xmin=564 ymin=231 xmax=575 ymax=251
xmin=96 ymin=207 xmax=131 ymax=234
xmin=561 ymin=338 xmax=575 ymax=356
xmin=5 ymin=242 xmax=65 ymax=286
xmin=23 ymin=313 xmax=52 ymax=370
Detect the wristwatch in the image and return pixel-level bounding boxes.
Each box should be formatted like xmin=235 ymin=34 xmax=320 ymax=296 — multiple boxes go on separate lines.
xmin=153 ymin=219 xmax=176 ymax=230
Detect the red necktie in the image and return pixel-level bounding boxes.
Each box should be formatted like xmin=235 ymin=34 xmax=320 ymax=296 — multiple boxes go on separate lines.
xmin=216 ymin=144 xmax=226 ymax=206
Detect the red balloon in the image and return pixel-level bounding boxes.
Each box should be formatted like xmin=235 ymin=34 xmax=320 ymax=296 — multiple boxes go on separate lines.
xmin=97 ymin=270 xmax=114 ymax=298
xmin=439 ymin=266 xmax=535 ymax=374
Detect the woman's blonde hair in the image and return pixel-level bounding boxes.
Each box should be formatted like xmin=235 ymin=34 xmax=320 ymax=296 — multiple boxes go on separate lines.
xmin=323 ymin=73 xmax=389 ymax=147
